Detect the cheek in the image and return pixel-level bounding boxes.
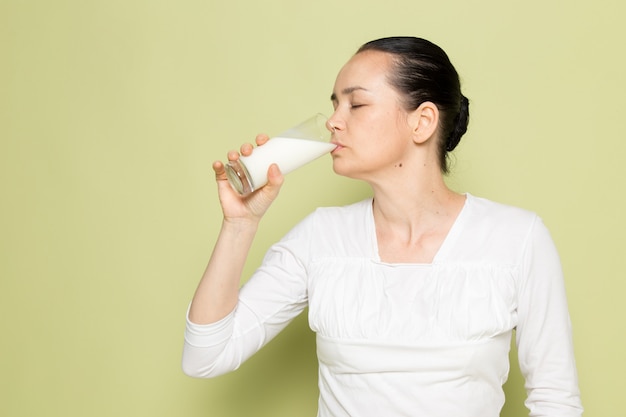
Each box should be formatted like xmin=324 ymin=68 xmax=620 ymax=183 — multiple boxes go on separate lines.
xmin=367 ymin=111 xmax=404 ymax=138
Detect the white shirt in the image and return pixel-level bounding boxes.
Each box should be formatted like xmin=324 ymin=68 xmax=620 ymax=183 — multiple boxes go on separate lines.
xmin=183 ymin=194 xmax=583 ymax=416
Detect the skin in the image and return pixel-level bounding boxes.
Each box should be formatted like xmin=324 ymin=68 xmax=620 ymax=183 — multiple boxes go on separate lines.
xmin=188 ymin=50 xmax=465 ymax=324
xmin=327 ymin=50 xmax=466 ymax=264
xmin=188 ymin=136 xmax=284 ymax=324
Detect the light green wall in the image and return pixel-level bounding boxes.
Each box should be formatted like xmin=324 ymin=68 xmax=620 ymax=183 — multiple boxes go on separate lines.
xmin=1 ymin=1 xmax=623 ymax=416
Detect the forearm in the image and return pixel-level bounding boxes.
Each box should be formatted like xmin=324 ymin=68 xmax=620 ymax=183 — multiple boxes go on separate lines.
xmin=182 ymin=209 xmax=312 ymax=378
xmin=189 ymin=219 xmax=259 ymax=324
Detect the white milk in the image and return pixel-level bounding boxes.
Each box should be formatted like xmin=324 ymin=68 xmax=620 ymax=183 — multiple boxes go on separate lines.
xmin=240 ymin=137 xmax=336 ymax=189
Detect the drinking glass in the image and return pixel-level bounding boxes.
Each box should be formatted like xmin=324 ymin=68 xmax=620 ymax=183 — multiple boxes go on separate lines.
xmin=225 ymin=113 xmax=334 ymax=195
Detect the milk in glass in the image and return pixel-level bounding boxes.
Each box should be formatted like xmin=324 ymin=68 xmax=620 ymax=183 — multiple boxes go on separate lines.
xmin=230 ymin=137 xmax=335 ymax=194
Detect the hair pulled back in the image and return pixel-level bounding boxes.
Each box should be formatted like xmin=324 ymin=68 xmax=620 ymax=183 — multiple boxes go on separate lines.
xmin=357 ymin=37 xmax=469 ymax=173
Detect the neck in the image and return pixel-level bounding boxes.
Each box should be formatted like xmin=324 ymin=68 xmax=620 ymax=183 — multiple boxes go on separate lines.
xmin=367 ymin=164 xmax=464 ymax=239
xmin=368 ymin=172 xmax=465 ymax=263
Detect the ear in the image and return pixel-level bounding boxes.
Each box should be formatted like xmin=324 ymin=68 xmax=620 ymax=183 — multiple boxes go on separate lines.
xmin=408 ymin=101 xmax=439 ymax=145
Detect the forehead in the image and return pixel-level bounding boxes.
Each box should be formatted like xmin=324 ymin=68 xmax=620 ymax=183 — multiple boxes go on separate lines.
xmin=333 ymin=50 xmax=394 ymax=94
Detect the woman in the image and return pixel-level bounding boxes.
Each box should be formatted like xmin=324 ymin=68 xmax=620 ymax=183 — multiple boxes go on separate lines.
xmin=182 ymin=37 xmax=583 ymax=417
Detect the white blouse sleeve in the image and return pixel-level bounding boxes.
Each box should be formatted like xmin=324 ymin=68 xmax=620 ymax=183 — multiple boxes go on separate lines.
xmin=515 ymin=216 xmax=583 ymax=416
xmin=182 ymin=215 xmax=312 ymax=378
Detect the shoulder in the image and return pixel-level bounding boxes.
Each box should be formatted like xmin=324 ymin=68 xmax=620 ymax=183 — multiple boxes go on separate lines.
xmin=311 ymin=198 xmax=373 ymax=223
xmin=464 ymin=193 xmax=539 ymax=231
xmin=284 ymin=198 xmax=372 ymax=233
xmin=448 ymin=194 xmax=545 ymax=264
xmin=279 ymin=198 xmax=373 ymax=255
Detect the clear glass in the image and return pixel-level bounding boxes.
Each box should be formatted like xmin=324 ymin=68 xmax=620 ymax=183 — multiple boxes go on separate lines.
xmin=225 ymin=113 xmax=334 ymax=195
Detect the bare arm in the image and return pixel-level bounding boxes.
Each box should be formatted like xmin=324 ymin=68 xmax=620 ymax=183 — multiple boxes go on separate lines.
xmin=188 ymin=135 xmax=284 ymax=324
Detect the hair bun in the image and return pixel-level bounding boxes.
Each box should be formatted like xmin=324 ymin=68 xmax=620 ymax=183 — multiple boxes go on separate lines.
xmin=446 ymin=95 xmax=470 ymax=152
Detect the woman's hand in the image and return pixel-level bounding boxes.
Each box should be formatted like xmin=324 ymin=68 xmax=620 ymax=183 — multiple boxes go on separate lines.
xmin=189 ymin=134 xmax=283 ymax=325
xmin=212 ymin=134 xmax=284 ymax=224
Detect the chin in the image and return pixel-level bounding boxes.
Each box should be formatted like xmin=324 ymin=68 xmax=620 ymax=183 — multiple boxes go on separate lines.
xmin=331 ymin=159 xmax=349 ymax=176
xmin=332 ymin=161 xmax=364 ymax=181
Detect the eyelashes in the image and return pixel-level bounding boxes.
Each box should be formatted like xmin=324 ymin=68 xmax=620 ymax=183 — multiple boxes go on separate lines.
xmin=330 ymin=103 xmax=366 ymax=111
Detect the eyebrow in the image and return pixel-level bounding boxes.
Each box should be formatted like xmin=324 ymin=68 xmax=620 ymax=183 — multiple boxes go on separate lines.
xmin=330 ymin=86 xmax=369 ymax=102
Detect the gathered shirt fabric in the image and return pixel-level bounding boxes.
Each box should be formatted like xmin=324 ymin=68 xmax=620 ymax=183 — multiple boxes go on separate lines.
xmin=183 ymin=194 xmax=583 ymax=417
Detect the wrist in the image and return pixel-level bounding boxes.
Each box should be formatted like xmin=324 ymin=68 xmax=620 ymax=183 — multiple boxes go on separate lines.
xmin=221 ymin=217 xmax=260 ymax=233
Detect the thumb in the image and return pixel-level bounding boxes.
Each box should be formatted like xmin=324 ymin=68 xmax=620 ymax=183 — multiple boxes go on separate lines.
xmin=266 ymin=163 xmax=284 ymax=189
xmin=250 ymin=164 xmax=283 ymax=214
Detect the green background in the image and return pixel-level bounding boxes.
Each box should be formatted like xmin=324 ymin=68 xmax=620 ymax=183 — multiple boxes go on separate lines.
xmin=1 ymin=0 xmax=623 ymax=416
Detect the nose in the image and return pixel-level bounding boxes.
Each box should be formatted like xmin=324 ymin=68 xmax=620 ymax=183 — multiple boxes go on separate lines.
xmin=326 ymin=113 xmax=342 ymax=133
xmin=326 ymin=119 xmax=336 ymax=133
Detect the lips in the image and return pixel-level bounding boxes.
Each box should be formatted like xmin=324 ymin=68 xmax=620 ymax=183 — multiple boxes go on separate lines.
xmin=331 ymin=141 xmax=344 ymax=153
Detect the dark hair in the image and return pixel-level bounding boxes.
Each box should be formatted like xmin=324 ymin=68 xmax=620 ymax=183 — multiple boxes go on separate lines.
xmin=357 ymin=37 xmax=469 ymax=173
